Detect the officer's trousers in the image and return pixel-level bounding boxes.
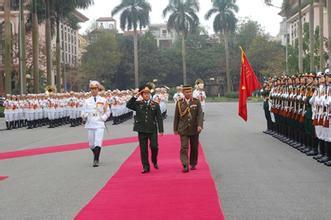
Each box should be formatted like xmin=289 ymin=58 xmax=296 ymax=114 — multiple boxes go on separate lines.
xmin=180 ymin=134 xmax=199 ymax=167
xmin=138 ymin=132 xmax=158 ymax=169
xmin=88 ymin=128 xmax=104 ymax=149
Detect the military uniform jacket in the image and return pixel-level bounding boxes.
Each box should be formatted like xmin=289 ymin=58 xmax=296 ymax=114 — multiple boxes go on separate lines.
xmin=126 ymin=97 xmax=164 ymax=134
xmin=81 ymin=96 xmax=110 ymax=129
xmin=174 ymin=98 xmax=203 ymax=136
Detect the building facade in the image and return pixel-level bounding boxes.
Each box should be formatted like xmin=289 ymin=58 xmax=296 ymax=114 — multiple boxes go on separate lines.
xmin=279 ymin=0 xmax=329 ymax=46
xmin=149 ymin=24 xmax=176 ymax=49
xmin=0 ymin=0 xmax=88 ymax=94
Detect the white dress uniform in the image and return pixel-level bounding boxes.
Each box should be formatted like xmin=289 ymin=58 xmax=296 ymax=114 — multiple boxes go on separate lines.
xmin=325 ymin=87 xmax=331 ymax=142
xmin=173 ymin=92 xmax=184 ymax=103
xmin=193 ymin=89 xmax=206 ymax=113
xmin=81 ymin=95 xmax=111 ymax=149
xmin=4 ymin=99 xmax=14 ymax=129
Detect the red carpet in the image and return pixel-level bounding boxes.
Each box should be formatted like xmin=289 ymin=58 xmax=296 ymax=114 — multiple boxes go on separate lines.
xmin=75 ymin=135 xmax=225 ymax=220
xmin=0 ymin=176 xmax=8 ymax=181
xmin=0 ymin=136 xmax=138 ymax=161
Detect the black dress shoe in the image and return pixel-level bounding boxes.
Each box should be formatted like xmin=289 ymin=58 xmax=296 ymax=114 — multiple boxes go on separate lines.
xmin=324 ymin=160 xmax=331 ymax=166
xmin=313 ymin=154 xmax=324 ymax=160
xmin=318 ymin=156 xmax=330 ymax=163
xmin=153 ymin=163 xmax=159 ymax=169
xmin=182 ymin=165 xmax=189 ymax=173
xmin=190 ymin=165 xmax=196 ymax=170
xmin=306 ymin=149 xmax=318 ymax=156
xmin=142 ymin=168 xmax=150 ymax=174
xmin=93 ymin=160 xmax=99 ymax=167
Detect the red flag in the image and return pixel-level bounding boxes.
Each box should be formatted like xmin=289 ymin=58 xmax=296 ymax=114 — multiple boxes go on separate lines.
xmin=238 ymin=48 xmax=261 ymax=121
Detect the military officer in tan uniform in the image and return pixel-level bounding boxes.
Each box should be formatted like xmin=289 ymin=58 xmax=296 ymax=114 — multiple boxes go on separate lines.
xmin=174 ymin=85 xmax=203 ymax=173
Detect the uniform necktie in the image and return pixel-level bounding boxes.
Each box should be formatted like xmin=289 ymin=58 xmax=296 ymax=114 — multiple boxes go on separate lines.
xmin=94 ymin=97 xmax=96 ymax=102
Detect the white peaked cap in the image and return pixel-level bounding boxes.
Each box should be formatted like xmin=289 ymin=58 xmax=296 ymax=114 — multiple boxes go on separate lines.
xmin=89 ymin=80 xmax=100 ymax=88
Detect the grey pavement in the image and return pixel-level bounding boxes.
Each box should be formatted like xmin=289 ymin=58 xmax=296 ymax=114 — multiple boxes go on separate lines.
xmin=0 ymin=103 xmax=330 ymax=220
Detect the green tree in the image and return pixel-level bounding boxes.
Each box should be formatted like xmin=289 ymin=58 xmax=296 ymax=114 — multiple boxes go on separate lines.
xmin=81 ymin=32 xmax=122 ymax=89
xmin=319 ymin=0 xmax=324 ymax=70
xmin=298 ymin=0 xmax=303 ymax=73
xmin=163 ymin=0 xmax=200 ymax=85
xmin=309 ymin=0 xmax=315 ymax=72
xmin=19 ymin=0 xmax=26 ymax=94
xmin=32 ymin=0 xmax=40 ymax=93
xmin=328 ymin=0 xmax=331 ymax=70
xmin=112 ymin=0 xmax=151 ymax=88
xmin=45 ymin=0 xmax=52 ymax=85
xmin=139 ymin=31 xmax=162 ymax=83
xmin=205 ymin=0 xmax=238 ymax=92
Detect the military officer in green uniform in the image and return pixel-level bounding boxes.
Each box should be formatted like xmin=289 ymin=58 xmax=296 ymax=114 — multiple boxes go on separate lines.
xmin=127 ymin=84 xmax=164 ymax=174
xmin=174 ymin=85 xmax=203 ymax=173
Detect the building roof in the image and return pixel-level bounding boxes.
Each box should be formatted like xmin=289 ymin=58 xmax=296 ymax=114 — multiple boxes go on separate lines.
xmin=96 ymin=17 xmax=116 ymax=22
xmin=72 ymin=10 xmax=89 ymax=22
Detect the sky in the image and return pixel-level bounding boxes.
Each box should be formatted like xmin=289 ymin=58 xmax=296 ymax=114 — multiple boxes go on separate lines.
xmin=78 ymin=0 xmax=284 ymax=36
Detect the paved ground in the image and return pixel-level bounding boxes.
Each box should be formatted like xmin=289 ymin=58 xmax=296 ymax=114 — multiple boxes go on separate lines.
xmin=0 ymin=103 xmax=330 ymax=220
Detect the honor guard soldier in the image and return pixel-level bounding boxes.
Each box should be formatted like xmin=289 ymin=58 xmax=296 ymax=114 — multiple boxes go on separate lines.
xmin=81 ymin=81 xmax=111 ymax=167
xmin=126 ymin=84 xmax=164 ymax=174
xmin=193 ymin=79 xmax=207 ymax=114
xmin=4 ymin=94 xmax=13 ymax=130
xmin=174 ymin=85 xmax=203 ymax=173
xmin=261 ymin=80 xmax=274 ymax=134
xmin=173 ymin=86 xmax=184 ymax=103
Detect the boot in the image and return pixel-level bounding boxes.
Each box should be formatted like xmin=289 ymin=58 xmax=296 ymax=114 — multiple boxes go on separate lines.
xmin=95 ymin=146 xmax=101 ymax=166
xmin=302 ymin=136 xmax=312 ymax=153
xmin=10 ymin=121 xmax=14 ymax=129
xmin=91 ymin=147 xmax=100 ymax=167
xmin=70 ymin=119 xmax=74 ymax=127
xmin=314 ymin=140 xmax=325 ymax=160
xmin=6 ymin=121 xmax=11 ymax=130
xmin=27 ymin=121 xmax=32 ymax=129
xmin=307 ymin=137 xmax=318 ymax=156
xmin=319 ymin=142 xmax=331 ymax=163
xmin=324 ymin=145 xmax=331 ymax=165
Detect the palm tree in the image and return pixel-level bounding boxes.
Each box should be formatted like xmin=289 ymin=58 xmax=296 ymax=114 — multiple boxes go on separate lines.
xmin=328 ymin=0 xmax=331 ymax=70
xmin=319 ymin=0 xmax=324 ymax=70
xmin=4 ymin=0 xmax=12 ymax=94
xmin=309 ymin=0 xmax=315 ymax=72
xmin=53 ymin=0 xmax=94 ymax=92
xmin=32 ymin=0 xmax=40 ymax=93
xmin=112 ymin=0 xmax=151 ymax=88
xmin=205 ymin=0 xmax=238 ymax=93
xmin=19 ymin=0 xmax=26 ymax=94
xmin=298 ymin=0 xmax=303 ymax=73
xmin=163 ymin=0 xmax=199 ymax=85
xmin=45 ymin=0 xmax=52 ymax=86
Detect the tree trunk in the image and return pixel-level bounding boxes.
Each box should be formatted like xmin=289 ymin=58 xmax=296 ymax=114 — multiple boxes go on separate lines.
xmin=32 ymin=0 xmax=39 ymax=93
xmin=328 ymin=0 xmax=331 ymax=70
xmin=4 ymin=0 xmax=12 ymax=94
xmin=19 ymin=0 xmax=26 ymax=94
xmin=181 ymin=34 xmax=187 ymax=85
xmin=56 ymin=16 xmax=61 ymax=92
xmin=298 ymin=0 xmax=304 ymax=73
xmin=45 ymin=0 xmax=52 ymax=86
xmin=309 ymin=0 xmax=315 ymax=72
xmin=223 ymin=31 xmax=232 ymax=93
xmin=319 ymin=0 xmax=324 ymax=70
xmin=133 ymin=30 xmax=139 ymax=88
